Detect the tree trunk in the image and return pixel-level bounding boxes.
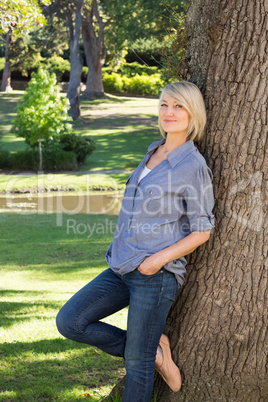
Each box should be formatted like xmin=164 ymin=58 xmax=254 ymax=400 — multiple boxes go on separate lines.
xmin=38 ymin=138 xmax=43 ymax=172
xmin=82 ymin=0 xmax=106 ymax=100
xmin=154 ymin=0 xmax=268 ymax=401
xmin=1 ymin=33 xmax=12 ymax=93
xmin=66 ymin=0 xmax=84 ymax=120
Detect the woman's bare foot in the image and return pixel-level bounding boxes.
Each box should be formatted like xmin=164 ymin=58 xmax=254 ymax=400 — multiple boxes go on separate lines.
xmin=155 ymin=334 xmax=182 ymax=392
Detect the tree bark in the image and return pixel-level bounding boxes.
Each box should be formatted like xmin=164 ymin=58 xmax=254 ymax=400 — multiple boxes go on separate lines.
xmin=38 ymin=137 xmax=43 ymax=172
xmin=66 ymin=0 xmax=84 ymax=120
xmin=153 ymin=0 xmax=268 ymax=401
xmin=82 ymin=0 xmax=106 ymax=100
xmin=1 ymin=33 xmax=12 ymax=93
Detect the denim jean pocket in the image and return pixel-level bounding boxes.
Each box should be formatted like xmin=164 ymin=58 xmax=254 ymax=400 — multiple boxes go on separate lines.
xmin=135 ymin=267 xmax=164 ymax=278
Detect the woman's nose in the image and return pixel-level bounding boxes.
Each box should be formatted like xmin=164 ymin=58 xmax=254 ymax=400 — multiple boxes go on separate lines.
xmin=166 ymin=107 xmax=174 ymax=116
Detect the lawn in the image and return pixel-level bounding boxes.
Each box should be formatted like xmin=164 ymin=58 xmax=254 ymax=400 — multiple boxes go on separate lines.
xmin=0 ymin=92 xmax=160 ymax=193
xmin=0 ymin=92 xmax=161 ymax=401
xmin=0 ymin=212 xmax=127 ymax=401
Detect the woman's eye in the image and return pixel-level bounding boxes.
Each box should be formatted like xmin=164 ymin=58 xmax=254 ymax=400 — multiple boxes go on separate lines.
xmin=161 ymin=103 xmax=167 ymax=107
xmin=175 ymin=104 xmax=182 ymax=108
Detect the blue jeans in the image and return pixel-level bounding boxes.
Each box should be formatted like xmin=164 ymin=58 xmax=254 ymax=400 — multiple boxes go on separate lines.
xmin=56 ymin=268 xmax=178 ymax=402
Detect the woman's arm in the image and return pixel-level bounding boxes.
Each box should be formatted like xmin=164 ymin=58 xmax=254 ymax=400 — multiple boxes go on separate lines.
xmin=138 ymin=230 xmax=211 ymax=275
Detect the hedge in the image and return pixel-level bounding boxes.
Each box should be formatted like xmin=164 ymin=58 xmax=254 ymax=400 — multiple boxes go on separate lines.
xmin=0 ymin=57 xmax=164 ymax=96
xmin=0 ymin=147 xmax=77 ymax=171
xmin=0 ymin=133 xmax=96 ymax=171
xmin=102 ymin=72 xmax=164 ymax=96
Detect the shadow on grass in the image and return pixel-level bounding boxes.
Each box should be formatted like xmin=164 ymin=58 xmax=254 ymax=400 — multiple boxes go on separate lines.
xmin=81 ymin=94 xmax=136 ymax=105
xmin=1 ymin=337 xmax=85 ymax=356
xmin=0 ymin=93 xmax=27 ymax=153
xmin=0 ymin=213 xmax=117 ymax=270
xmin=0 ymin=92 xmax=22 ymax=126
xmin=0 ymin=299 xmax=62 ymax=328
xmin=84 ymin=127 xmax=160 ymax=171
xmin=0 ymin=289 xmax=44 ymax=297
xmin=0 ymin=338 xmax=125 ymax=401
xmin=80 ymin=114 xmax=158 ymax=130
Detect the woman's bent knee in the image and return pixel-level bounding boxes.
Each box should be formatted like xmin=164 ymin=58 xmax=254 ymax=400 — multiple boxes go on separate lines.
xmin=56 ymin=307 xmax=75 ymax=339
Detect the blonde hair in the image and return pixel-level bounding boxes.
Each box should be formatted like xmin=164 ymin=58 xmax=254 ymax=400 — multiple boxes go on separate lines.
xmin=158 ymin=81 xmax=207 ymax=142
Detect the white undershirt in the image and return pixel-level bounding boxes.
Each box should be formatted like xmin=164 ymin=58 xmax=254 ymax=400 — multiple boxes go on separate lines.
xmin=138 ymin=165 xmax=152 ymax=183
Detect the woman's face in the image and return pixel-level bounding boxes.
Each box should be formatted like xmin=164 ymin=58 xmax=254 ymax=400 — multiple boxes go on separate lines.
xmin=159 ymin=93 xmax=190 ymax=138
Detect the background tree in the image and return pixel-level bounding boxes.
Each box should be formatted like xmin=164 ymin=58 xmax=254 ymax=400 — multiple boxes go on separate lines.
xmin=35 ymin=1 xmax=187 ymax=115
xmin=101 ymin=0 xmax=187 ymax=65
xmin=0 ymin=16 xmax=69 ymax=84
xmin=66 ymin=0 xmax=84 ymax=120
xmin=82 ymin=0 xmax=105 ymax=99
xmin=0 ymin=0 xmax=47 ymax=92
xmin=44 ymin=0 xmax=85 ymax=120
xmin=80 ymin=0 xmax=187 ymax=100
xmin=12 ymin=69 xmax=73 ymax=171
xmin=152 ymin=0 xmax=267 ymax=401
xmin=29 ymin=16 xmax=69 ymax=59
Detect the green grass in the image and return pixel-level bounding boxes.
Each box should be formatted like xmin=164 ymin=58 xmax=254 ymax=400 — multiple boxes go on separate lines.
xmin=0 ymin=91 xmax=161 ymax=401
xmin=0 ymin=212 xmax=128 ymax=401
xmin=0 ymin=92 xmax=26 ymax=153
xmin=0 ymin=92 xmax=160 ymax=193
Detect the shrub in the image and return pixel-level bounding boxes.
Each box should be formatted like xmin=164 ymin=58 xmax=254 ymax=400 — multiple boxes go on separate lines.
xmin=119 ymin=62 xmax=159 ymax=77
xmin=0 ymin=147 xmax=12 ymax=169
xmin=49 ymin=150 xmax=77 ymax=171
xmin=0 ymin=57 xmax=5 ymax=78
xmin=10 ymin=52 xmax=44 ymax=79
xmin=7 ymin=54 xmax=70 ymax=81
xmin=10 ymin=149 xmax=39 ymax=171
xmin=0 ymin=135 xmax=94 ymax=172
xmin=103 ymin=72 xmax=163 ymax=96
xmin=43 ymin=145 xmax=77 ymax=171
xmin=73 ymin=137 xmax=96 ymax=164
xmin=60 ymin=133 xmax=96 ymax=164
xmin=130 ymin=38 xmax=165 ymax=58
xmin=40 ymin=56 xmax=71 ymax=82
xmin=102 ymin=61 xmax=164 ymax=96
xmin=103 ymin=62 xmax=159 ymax=77
xmin=102 ymin=72 xmax=124 ymax=94
xmin=7 ymin=147 xmax=77 ymax=172
xmin=124 ymin=74 xmax=164 ymax=96
xmin=82 ymin=66 xmax=88 ymax=81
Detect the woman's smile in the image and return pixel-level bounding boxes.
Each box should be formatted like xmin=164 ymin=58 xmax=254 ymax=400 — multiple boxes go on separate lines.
xmin=164 ymin=118 xmax=177 ymax=122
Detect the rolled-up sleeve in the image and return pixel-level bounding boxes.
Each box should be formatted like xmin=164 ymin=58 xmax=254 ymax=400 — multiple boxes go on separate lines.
xmin=184 ymin=165 xmax=215 ymax=232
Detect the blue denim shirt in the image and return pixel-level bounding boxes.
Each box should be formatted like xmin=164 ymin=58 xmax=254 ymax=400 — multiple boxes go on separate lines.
xmin=106 ymin=139 xmax=215 ymax=286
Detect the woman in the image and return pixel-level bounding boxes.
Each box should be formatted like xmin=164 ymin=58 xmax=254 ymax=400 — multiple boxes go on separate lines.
xmin=56 ymin=81 xmax=215 ymax=402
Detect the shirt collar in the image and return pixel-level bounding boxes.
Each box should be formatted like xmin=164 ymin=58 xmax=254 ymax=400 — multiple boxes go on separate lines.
xmin=147 ymin=138 xmax=166 ymax=154
xmin=147 ymin=138 xmax=196 ymax=168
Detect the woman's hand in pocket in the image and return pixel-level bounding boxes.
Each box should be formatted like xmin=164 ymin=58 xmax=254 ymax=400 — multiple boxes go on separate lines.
xmin=137 ymin=253 xmax=164 ymax=276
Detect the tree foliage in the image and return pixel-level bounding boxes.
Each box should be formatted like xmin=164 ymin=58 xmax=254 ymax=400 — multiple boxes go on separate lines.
xmin=102 ymin=0 xmax=187 ymax=60
xmin=0 ymin=0 xmax=48 ymax=92
xmin=0 ymin=0 xmax=48 ymax=37
xmin=12 ymin=69 xmax=73 ymax=170
xmin=26 ymin=18 xmax=69 ymax=60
